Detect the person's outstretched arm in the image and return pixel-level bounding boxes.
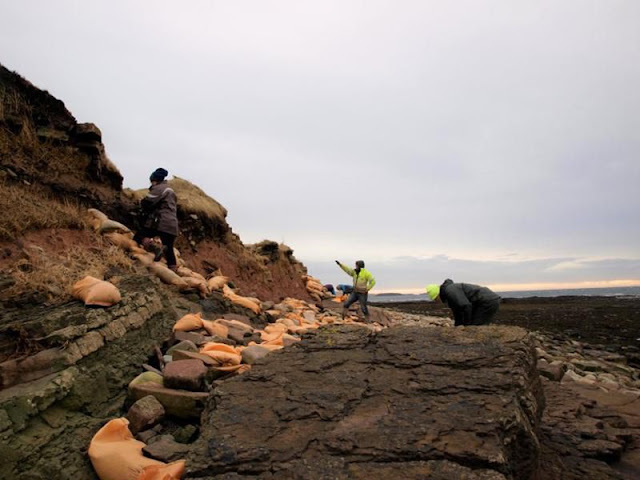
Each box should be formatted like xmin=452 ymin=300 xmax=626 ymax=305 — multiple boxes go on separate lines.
xmin=336 ymin=260 xmax=354 ymax=276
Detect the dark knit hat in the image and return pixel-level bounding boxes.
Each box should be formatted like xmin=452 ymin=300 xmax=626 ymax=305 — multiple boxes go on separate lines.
xmin=150 ymin=168 xmax=168 ymax=182
xmin=355 ymin=260 xmax=365 ymax=268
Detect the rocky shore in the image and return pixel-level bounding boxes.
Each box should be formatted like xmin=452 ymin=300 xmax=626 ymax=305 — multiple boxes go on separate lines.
xmin=381 ymin=296 xmax=640 ymax=479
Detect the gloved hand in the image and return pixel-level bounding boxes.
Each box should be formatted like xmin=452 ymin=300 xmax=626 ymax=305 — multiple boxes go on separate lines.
xmin=335 ymin=260 xmax=340 ymax=265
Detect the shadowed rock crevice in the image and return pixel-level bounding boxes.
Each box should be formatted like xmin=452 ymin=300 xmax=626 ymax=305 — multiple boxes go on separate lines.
xmin=187 ymin=325 xmax=544 ymax=479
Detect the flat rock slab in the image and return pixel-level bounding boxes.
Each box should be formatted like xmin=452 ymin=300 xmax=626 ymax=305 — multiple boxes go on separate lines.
xmin=187 ymin=325 xmax=543 ymax=479
xmin=130 ymin=383 xmax=209 ymax=419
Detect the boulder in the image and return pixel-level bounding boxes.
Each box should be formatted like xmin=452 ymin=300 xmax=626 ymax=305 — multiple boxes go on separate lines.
xmin=163 ymin=359 xmax=207 ymax=392
xmin=241 ymin=345 xmax=272 ymax=364
xmin=187 ymin=325 xmax=544 ymax=479
xmin=227 ymin=327 xmax=250 ymax=345
xmin=126 ymin=395 xmax=165 ymax=434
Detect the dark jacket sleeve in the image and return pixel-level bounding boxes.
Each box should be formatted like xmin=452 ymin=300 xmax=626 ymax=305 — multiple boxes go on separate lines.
xmin=445 ymin=284 xmax=472 ymax=325
xmin=141 ymin=185 xmax=170 ymax=211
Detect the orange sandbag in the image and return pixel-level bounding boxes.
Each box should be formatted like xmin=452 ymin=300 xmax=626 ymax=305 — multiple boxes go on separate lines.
xmin=281 ymin=298 xmax=311 ymax=309
xmin=72 ymin=276 xmax=121 ymax=307
xmin=222 ymin=285 xmax=261 ymax=315
xmin=173 ymin=312 xmax=204 ymax=332
xmin=207 ymin=276 xmax=228 ymax=291
xmin=175 ymin=267 xmax=205 ymax=281
xmin=99 ymin=218 xmax=131 ymax=234
xmin=201 ymin=320 xmax=229 ymax=338
xmin=138 ymin=462 xmax=186 ymax=480
xmin=229 ymin=295 xmax=261 ymax=315
xmin=247 ymin=342 xmax=283 ymax=351
xmin=148 ymin=263 xmax=189 ymax=289
xmin=182 ymin=277 xmax=209 ymax=297
xmin=88 ymin=418 xmax=185 ymax=480
xmin=211 ymin=364 xmax=251 ymax=376
xmin=88 ymin=208 xmax=109 ymax=222
xmin=264 ymin=323 xmax=288 ymax=334
xmin=217 ymin=318 xmax=253 ymax=333
xmin=200 ymin=342 xmax=239 ymax=355
xmin=104 ymin=232 xmax=137 ymax=251
xmin=260 ymin=334 xmax=284 ymax=346
xmin=198 ymin=349 xmax=242 ymax=366
xmin=276 ymin=318 xmax=296 ymax=328
xmin=285 ymin=313 xmax=305 ymax=325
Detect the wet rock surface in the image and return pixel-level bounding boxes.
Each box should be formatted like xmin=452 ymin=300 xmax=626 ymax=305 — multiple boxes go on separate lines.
xmin=186 ymin=325 xmax=543 ymax=479
xmin=0 ymin=276 xmax=178 ymax=479
xmin=383 ymin=297 xmax=640 ymax=479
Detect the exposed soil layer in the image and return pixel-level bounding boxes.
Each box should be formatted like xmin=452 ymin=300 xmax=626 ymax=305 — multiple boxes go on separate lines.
xmin=375 ymin=296 xmax=640 ymax=366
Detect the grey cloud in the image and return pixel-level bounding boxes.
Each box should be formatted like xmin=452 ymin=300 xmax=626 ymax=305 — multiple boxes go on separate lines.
xmin=1 ymin=1 xmax=638 ymax=289
xmin=308 ymin=255 xmax=640 ymax=292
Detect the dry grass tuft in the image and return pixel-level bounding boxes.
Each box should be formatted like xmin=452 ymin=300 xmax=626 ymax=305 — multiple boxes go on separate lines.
xmin=128 ymin=176 xmax=227 ymax=223
xmin=0 ymin=180 xmax=87 ymax=240
xmin=3 ymin=239 xmax=136 ymax=302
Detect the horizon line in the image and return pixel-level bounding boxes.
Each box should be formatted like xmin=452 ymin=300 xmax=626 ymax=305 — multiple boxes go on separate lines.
xmin=371 ymin=279 xmax=640 ymax=295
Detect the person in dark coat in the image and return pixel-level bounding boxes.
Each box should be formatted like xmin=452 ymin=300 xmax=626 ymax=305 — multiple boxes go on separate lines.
xmin=133 ymin=168 xmax=179 ymax=269
xmin=425 ymin=279 xmax=500 ymax=326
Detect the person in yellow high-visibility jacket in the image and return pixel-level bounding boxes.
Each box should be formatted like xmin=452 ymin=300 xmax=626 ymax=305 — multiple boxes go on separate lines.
xmin=336 ymin=259 xmax=376 ymax=321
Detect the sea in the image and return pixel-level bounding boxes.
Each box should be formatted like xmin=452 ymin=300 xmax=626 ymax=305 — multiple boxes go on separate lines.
xmin=370 ymin=286 xmax=640 ymax=303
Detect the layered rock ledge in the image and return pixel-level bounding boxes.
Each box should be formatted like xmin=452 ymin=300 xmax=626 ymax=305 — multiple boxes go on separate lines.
xmin=0 ymin=276 xmax=178 ymax=479
xmin=187 ymin=325 xmax=544 ymax=479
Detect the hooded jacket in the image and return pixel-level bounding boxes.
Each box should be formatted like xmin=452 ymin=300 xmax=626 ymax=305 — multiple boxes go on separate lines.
xmin=338 ymin=262 xmax=376 ymax=293
xmin=141 ymin=181 xmax=179 ymax=236
xmin=439 ymin=279 xmax=500 ymax=325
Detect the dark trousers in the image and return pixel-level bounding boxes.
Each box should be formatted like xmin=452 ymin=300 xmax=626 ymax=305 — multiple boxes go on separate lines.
xmin=133 ymin=228 xmax=177 ymax=268
xmin=344 ymin=291 xmax=369 ymax=316
xmin=469 ymin=299 xmax=500 ymax=325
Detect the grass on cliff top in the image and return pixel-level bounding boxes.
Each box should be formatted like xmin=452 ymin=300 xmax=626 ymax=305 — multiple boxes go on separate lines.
xmin=127 ymin=176 xmax=227 ymax=223
xmin=3 ymin=239 xmax=135 ymax=303
xmin=0 ymin=179 xmax=87 ymax=240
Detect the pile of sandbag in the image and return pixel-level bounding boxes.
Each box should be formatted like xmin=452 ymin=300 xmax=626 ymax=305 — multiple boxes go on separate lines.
xmin=303 ymin=275 xmax=332 ymax=302
xmin=72 ymin=276 xmax=121 ymax=307
xmin=86 ymin=208 xmax=214 ymax=297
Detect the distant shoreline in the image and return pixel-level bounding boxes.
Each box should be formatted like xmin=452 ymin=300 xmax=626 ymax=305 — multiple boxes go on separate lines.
xmin=370 ymin=286 xmax=640 ymax=303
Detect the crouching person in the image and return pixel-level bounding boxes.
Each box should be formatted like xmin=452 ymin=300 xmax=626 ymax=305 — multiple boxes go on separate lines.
xmin=426 ymin=279 xmax=500 ymax=326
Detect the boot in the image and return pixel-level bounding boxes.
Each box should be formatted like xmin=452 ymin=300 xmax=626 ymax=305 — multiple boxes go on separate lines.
xmin=154 ymin=245 xmax=167 ymax=262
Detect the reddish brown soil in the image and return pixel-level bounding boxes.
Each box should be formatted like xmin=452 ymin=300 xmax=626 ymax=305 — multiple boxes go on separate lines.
xmin=0 ymin=228 xmax=94 ymax=270
xmin=180 ymin=240 xmax=313 ymax=303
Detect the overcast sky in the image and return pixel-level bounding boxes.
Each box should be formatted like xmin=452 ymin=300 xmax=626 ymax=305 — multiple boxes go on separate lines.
xmin=1 ymin=1 xmax=639 ymax=292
